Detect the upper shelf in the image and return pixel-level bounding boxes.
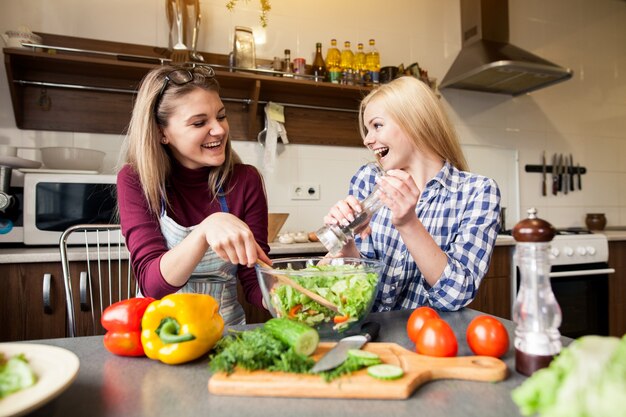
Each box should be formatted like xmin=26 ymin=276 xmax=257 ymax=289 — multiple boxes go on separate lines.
xmin=3 ymin=33 xmax=371 ymax=146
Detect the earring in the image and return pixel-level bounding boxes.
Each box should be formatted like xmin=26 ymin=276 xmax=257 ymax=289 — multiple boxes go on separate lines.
xmin=161 ymin=138 xmax=168 ymax=144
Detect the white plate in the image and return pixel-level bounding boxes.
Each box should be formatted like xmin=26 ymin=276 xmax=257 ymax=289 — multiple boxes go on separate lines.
xmin=18 ymin=168 xmax=100 ymax=175
xmin=0 ymin=156 xmax=42 ymax=169
xmin=0 ymin=343 xmax=80 ymax=417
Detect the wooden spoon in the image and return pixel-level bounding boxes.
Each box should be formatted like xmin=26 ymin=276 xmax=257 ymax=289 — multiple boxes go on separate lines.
xmin=256 ymin=260 xmax=340 ymax=313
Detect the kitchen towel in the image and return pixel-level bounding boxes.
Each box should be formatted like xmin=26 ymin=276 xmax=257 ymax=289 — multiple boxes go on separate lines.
xmin=261 ymin=102 xmax=289 ymax=172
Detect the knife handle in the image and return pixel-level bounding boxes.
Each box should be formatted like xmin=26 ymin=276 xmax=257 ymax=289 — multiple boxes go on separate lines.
xmin=552 ymin=176 xmax=558 ymax=195
xmin=542 ymin=180 xmax=547 ymax=197
xmin=360 ymin=321 xmax=380 ymax=342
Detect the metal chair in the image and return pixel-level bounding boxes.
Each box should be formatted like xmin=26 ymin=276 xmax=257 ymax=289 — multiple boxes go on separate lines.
xmin=60 ymin=224 xmax=136 ymax=337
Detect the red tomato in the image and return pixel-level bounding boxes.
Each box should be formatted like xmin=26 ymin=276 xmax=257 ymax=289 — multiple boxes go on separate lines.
xmin=406 ymin=306 xmax=440 ymax=343
xmin=466 ymin=315 xmax=510 ymax=358
xmin=415 ymin=318 xmax=458 ymax=357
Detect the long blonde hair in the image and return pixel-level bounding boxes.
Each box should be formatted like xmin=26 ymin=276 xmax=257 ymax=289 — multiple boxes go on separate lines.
xmin=121 ymin=65 xmax=241 ymax=216
xmin=358 ymin=76 xmax=468 ymax=171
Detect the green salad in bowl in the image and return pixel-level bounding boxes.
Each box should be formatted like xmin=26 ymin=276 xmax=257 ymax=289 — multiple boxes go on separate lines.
xmin=256 ymin=257 xmax=383 ymax=336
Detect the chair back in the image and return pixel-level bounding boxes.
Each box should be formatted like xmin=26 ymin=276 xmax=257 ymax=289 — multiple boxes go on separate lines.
xmin=60 ymin=224 xmax=136 ymax=337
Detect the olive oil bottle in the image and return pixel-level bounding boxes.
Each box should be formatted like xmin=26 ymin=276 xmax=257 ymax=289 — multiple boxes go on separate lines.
xmin=365 ymin=39 xmax=380 ymax=85
xmin=340 ymin=41 xmax=355 ymax=85
xmin=325 ymin=39 xmax=341 ymax=83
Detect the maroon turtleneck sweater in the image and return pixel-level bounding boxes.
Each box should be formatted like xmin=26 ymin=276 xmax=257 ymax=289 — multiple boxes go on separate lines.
xmin=116 ymin=161 xmax=269 ymax=308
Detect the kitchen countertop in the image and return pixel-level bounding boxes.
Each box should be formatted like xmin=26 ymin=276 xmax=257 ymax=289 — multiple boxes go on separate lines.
xmin=10 ymin=308 xmax=542 ymax=417
xmin=0 ymin=236 xmax=517 ymax=264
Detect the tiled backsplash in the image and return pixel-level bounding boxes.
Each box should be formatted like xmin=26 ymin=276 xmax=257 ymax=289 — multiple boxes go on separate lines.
xmin=1 ymin=0 xmax=625 ymax=231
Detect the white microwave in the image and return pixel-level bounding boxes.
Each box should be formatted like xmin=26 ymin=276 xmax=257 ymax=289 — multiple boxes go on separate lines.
xmin=22 ymin=173 xmax=118 ymax=245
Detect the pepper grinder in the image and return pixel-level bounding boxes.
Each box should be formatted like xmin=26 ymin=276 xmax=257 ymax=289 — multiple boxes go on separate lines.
xmin=512 ymin=208 xmax=562 ymax=376
xmin=315 ymin=170 xmax=385 ymax=255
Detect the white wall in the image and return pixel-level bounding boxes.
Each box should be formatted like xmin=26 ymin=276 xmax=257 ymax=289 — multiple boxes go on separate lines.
xmin=1 ymin=0 xmax=625 ymax=234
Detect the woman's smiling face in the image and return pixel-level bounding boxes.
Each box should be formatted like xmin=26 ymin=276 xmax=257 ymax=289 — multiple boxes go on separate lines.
xmin=161 ymin=88 xmax=229 ymax=169
xmin=362 ymin=98 xmax=417 ymax=171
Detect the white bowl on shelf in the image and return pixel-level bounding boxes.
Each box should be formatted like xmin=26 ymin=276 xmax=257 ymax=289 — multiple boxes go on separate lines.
xmin=40 ymin=147 xmax=105 ymax=171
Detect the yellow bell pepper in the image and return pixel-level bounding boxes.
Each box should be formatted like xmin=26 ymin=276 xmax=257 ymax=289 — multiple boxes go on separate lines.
xmin=141 ymin=293 xmax=224 ymax=365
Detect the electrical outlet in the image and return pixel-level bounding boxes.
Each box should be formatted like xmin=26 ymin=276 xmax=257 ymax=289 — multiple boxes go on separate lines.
xmin=290 ymin=184 xmax=320 ymax=200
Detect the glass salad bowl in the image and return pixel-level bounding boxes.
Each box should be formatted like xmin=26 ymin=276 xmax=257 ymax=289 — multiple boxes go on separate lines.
xmin=256 ymin=257 xmax=383 ymax=337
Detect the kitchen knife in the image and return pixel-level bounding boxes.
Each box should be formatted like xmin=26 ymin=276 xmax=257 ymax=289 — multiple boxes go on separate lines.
xmin=541 ymin=151 xmax=547 ymax=196
xmin=557 ymin=153 xmax=564 ymax=192
xmin=577 ymin=163 xmax=582 ymax=190
xmin=552 ymin=153 xmax=558 ymax=195
xmin=310 ymin=321 xmax=380 ymax=373
xmin=570 ymin=153 xmax=575 ymax=191
xmin=563 ymin=155 xmax=569 ymax=194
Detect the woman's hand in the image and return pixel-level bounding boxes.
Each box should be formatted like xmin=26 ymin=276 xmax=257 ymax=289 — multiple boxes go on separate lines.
xmin=376 ymin=170 xmax=421 ymax=228
xmin=201 ymin=212 xmax=271 ymax=267
xmin=323 ymin=195 xmax=362 ymax=228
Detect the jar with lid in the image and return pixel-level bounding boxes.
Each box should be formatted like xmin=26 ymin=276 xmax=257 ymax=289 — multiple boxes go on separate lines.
xmin=585 ymin=213 xmax=606 ymax=231
xmin=512 ymin=208 xmax=562 ymax=376
xmin=315 ymin=170 xmax=385 ymax=255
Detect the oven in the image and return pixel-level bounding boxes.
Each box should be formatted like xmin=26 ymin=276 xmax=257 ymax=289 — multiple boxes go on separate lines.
xmin=511 ymin=230 xmax=614 ymax=339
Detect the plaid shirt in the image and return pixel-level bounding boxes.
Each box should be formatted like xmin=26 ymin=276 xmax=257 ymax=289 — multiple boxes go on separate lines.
xmin=350 ymin=162 xmax=501 ymax=312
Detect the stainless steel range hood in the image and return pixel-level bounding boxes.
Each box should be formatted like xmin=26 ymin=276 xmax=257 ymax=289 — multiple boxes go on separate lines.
xmin=440 ymin=0 xmax=573 ymax=96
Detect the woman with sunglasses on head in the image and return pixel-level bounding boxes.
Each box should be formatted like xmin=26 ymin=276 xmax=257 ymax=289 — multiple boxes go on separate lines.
xmin=117 ymin=65 xmax=271 ymax=325
xmin=323 ymin=76 xmax=501 ymax=313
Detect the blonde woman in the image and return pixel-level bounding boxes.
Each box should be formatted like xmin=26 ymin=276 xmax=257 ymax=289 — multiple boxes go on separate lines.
xmin=117 ymin=65 xmax=271 ymax=325
xmin=324 ymin=76 xmax=501 ymax=312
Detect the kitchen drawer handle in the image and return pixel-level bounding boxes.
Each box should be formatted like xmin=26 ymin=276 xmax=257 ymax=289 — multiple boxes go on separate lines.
xmin=42 ymin=273 xmax=52 ymax=314
xmin=79 ymin=271 xmax=90 ymax=312
xmin=549 ymin=268 xmax=616 ymax=278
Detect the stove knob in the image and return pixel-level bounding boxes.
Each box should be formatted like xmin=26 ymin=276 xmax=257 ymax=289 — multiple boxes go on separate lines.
xmin=564 ymin=246 xmax=574 ymax=257
xmin=577 ymin=246 xmax=587 ymax=256
xmin=586 ymin=246 xmax=597 ymax=256
xmin=550 ymin=247 xmax=560 ymax=258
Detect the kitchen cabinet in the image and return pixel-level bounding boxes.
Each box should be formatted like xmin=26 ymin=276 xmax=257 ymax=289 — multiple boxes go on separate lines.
xmin=3 ymin=32 xmax=369 ymax=146
xmin=466 ymin=245 xmax=513 ymax=320
xmin=0 ymin=258 xmax=135 ymax=341
xmin=608 ymin=241 xmax=626 ymax=337
xmin=0 ymin=262 xmax=66 ymax=342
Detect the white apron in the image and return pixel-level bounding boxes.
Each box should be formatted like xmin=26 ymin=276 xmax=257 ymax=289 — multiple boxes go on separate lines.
xmin=157 ymin=192 xmax=246 ymax=326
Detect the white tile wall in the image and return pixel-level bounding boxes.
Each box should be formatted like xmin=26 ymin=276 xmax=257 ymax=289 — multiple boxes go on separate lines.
xmin=1 ymin=0 xmax=626 ymax=233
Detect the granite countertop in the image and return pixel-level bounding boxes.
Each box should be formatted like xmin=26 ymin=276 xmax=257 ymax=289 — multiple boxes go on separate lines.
xmin=15 ymin=308 xmax=534 ymax=417
xmin=0 ymin=235 xmax=523 ymax=264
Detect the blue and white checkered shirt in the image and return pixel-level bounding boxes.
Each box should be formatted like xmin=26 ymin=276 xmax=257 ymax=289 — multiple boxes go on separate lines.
xmin=350 ymin=162 xmax=501 ymax=312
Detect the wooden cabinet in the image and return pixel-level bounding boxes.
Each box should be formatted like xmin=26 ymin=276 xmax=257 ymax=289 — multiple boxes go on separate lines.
xmin=4 ymin=32 xmax=369 ymax=147
xmin=0 ymin=256 xmax=135 ymax=341
xmin=0 ymin=262 xmax=66 ymax=342
xmin=608 ymin=241 xmax=626 ymax=337
xmin=467 ymin=245 xmax=513 ymax=319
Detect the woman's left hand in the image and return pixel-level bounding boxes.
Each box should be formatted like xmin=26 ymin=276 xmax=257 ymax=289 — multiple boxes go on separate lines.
xmin=377 ymin=169 xmax=421 ymax=227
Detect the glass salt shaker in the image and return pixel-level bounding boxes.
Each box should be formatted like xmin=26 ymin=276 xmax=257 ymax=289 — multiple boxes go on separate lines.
xmin=512 ymin=208 xmax=562 ymax=376
xmin=315 ymin=171 xmax=385 ymax=256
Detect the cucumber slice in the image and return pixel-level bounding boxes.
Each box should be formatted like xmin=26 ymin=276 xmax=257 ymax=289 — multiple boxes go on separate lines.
xmin=367 ymin=364 xmax=404 ymax=380
xmin=263 ymin=317 xmax=319 ymax=356
xmin=347 ymin=349 xmax=382 ymax=366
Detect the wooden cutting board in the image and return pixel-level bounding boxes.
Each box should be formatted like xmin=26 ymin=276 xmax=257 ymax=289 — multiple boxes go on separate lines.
xmin=208 ymin=342 xmax=508 ymax=399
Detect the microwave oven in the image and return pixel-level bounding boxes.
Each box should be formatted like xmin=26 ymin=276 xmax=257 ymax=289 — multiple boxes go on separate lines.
xmin=21 ymin=173 xmax=118 ymax=245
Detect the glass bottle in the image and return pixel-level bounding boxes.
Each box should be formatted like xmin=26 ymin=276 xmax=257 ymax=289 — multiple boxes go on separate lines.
xmin=340 ymin=41 xmax=355 ymax=85
xmin=353 ymin=42 xmax=367 ymax=86
xmin=512 ymin=208 xmax=562 ymax=376
xmin=315 ymin=171 xmax=385 ymax=255
xmin=365 ymin=39 xmax=380 ymax=85
xmin=283 ymin=49 xmax=293 ymax=77
xmin=312 ymin=42 xmax=326 ymax=82
xmin=325 ymin=39 xmax=341 ymax=83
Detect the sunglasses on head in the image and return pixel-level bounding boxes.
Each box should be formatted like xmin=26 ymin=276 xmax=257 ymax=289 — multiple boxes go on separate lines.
xmin=153 ymin=65 xmax=216 ymax=119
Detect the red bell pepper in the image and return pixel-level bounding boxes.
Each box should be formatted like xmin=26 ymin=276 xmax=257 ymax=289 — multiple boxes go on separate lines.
xmin=101 ymin=297 xmax=155 ymax=357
